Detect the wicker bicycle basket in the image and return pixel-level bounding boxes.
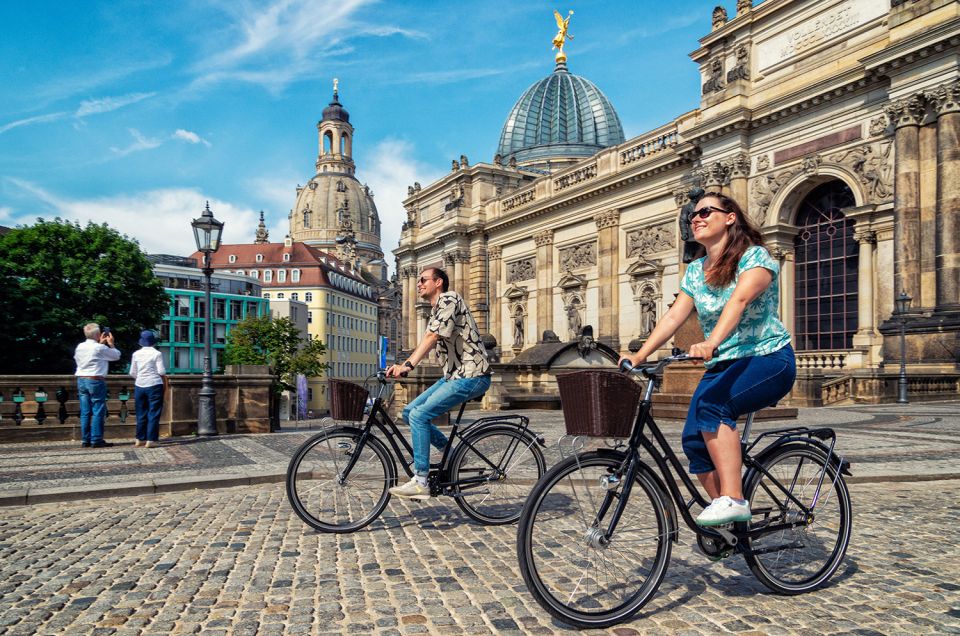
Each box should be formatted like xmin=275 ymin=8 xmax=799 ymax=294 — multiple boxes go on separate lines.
xmin=556 ymin=370 xmax=643 ymax=438
xmin=328 ymin=379 xmax=369 ymax=421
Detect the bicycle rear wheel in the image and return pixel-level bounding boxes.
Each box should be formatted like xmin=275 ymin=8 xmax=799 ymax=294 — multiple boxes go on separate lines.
xmin=516 ymin=452 xmax=672 ymax=629
xmin=743 ymin=443 xmax=852 ymax=594
xmin=286 ymin=427 xmax=396 ymax=533
xmin=450 ymin=425 xmax=546 ymax=525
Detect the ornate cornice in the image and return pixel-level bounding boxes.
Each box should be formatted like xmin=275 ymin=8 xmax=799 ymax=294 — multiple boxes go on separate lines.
xmin=593 ymin=209 xmax=620 ymax=230
xmin=854 ymin=229 xmax=877 ymax=244
xmin=533 ymin=230 xmax=554 ymax=247
xmin=487 ymin=245 xmax=502 ymax=260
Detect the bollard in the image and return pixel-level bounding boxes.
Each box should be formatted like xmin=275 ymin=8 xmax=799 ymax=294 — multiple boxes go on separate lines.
xmin=12 ymin=388 xmax=25 ymax=426
xmin=34 ymin=387 xmax=48 ymax=425
xmin=56 ymin=387 xmax=69 ymax=424
xmin=118 ymin=387 xmax=130 ymax=424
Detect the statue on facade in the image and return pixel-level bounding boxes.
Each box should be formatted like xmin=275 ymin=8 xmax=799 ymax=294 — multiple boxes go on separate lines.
xmin=552 ymin=10 xmax=574 ymax=61
xmin=566 ymin=300 xmax=583 ymax=340
xmin=639 ymin=296 xmax=656 ymax=337
xmin=679 ymin=187 xmax=706 ymax=263
xmin=513 ymin=310 xmax=525 ymax=348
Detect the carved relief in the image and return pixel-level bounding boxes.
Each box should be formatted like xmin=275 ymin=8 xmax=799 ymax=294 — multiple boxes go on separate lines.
xmin=533 ymin=229 xmax=554 ymax=247
xmin=626 ymin=223 xmax=676 ymax=258
xmin=884 ymin=94 xmax=926 ymax=128
xmin=868 ymin=115 xmax=888 ymax=137
xmin=702 ymin=56 xmax=725 ymax=94
xmin=505 ymin=257 xmax=536 ymax=283
xmin=755 ymin=154 xmax=770 ymax=172
xmin=730 ymin=152 xmax=750 ymax=178
xmin=673 ymin=188 xmax=688 ymax=207
xmin=749 ymin=167 xmax=799 ymax=224
xmin=558 ymin=241 xmax=597 ymax=271
xmin=593 ymin=209 xmax=619 ymax=230
xmin=927 ymin=79 xmax=960 ymax=116
xmin=701 ymin=160 xmax=730 ymax=188
xmin=727 ymin=44 xmax=750 ymax=83
xmin=488 ymin=245 xmax=503 ymax=260
xmin=802 ymin=154 xmax=821 ymax=175
xmin=828 ymin=141 xmax=894 ymax=202
xmin=736 ymin=0 xmax=752 ymax=14
xmin=712 ymin=5 xmax=728 ymax=30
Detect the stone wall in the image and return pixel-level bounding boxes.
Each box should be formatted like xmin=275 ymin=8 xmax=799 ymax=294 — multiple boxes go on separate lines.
xmin=0 ymin=368 xmax=274 ymax=443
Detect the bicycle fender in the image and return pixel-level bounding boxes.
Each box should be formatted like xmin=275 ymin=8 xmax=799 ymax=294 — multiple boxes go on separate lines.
xmin=593 ymin=449 xmax=680 ymax=543
xmin=744 ymin=438 xmax=851 ymax=493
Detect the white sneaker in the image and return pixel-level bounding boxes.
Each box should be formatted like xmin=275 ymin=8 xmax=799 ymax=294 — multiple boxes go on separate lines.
xmin=389 ymin=477 xmax=430 ymax=501
xmin=696 ymin=496 xmax=752 ymax=526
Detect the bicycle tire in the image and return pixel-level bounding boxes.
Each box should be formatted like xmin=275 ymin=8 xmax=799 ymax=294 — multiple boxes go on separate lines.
xmin=450 ymin=425 xmax=546 ymax=525
xmin=286 ymin=427 xmax=396 ymax=533
xmin=517 ymin=452 xmax=672 ymax=628
xmin=742 ymin=442 xmax=852 ymax=594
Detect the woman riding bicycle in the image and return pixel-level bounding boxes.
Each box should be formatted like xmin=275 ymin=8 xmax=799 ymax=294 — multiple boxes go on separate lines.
xmin=620 ymin=192 xmax=796 ymax=527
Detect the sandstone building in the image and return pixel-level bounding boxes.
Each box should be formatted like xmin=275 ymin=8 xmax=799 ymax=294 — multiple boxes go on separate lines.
xmin=395 ymin=0 xmax=960 ymax=405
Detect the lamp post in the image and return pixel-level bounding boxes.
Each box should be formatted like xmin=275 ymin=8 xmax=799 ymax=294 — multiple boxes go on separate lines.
xmin=191 ymin=202 xmax=224 ymax=436
xmin=894 ymin=292 xmax=912 ymax=405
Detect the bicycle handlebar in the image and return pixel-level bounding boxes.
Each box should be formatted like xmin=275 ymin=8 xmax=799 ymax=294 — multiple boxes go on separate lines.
xmin=619 ymin=348 xmax=716 ymax=378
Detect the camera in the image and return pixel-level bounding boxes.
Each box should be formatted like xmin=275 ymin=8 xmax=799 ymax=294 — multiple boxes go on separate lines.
xmin=102 ymin=327 xmax=111 ymax=335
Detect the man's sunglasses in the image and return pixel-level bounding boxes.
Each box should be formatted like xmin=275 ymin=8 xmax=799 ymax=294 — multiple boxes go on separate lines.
xmin=691 ymin=205 xmax=729 ymax=219
xmin=418 ymin=276 xmax=436 ymax=285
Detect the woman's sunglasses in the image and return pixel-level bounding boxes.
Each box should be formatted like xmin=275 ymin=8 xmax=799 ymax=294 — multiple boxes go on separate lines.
xmin=691 ymin=205 xmax=729 ymax=219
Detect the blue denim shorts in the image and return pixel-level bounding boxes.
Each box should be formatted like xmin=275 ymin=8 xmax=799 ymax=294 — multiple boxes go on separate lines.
xmin=682 ymin=345 xmax=796 ymax=474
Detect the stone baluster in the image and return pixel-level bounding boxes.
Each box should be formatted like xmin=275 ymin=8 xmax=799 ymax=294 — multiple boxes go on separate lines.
xmin=533 ymin=230 xmax=554 ymax=341
xmin=928 ymin=80 xmax=960 ymax=313
xmin=594 ymin=210 xmax=621 ymax=349
xmin=885 ymin=95 xmax=925 ymax=300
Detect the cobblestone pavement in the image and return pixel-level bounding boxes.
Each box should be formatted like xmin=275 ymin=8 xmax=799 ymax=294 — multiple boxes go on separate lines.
xmin=0 ymin=478 xmax=958 ymax=635
xmin=2 ymin=401 xmax=959 ymax=506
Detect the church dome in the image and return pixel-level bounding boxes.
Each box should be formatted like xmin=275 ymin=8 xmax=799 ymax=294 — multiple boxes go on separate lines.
xmin=322 ymin=92 xmax=350 ymax=123
xmin=289 ymin=173 xmax=382 ymax=258
xmin=497 ymin=61 xmax=625 ymax=169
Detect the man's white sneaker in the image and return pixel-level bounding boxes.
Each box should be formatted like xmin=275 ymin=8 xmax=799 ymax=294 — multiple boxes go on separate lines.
xmin=389 ymin=477 xmax=430 ymax=501
xmin=696 ymin=496 xmax=752 ymax=526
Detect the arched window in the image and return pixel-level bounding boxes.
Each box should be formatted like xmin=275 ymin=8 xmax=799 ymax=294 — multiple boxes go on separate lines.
xmin=228 ymin=255 xmax=237 ymax=263
xmin=291 ymin=292 xmax=299 ymax=301
xmin=292 ymin=269 xmax=301 ymax=282
xmin=323 ymin=131 xmax=333 ymax=154
xmin=277 ymin=269 xmax=286 ymax=283
xmin=256 ymin=254 xmax=263 ymax=263
xmin=263 ymin=270 xmax=272 ymax=283
xmin=305 ymin=291 xmax=312 ymax=302
xmin=340 ymin=133 xmax=348 ymax=156
xmin=793 ymin=181 xmax=857 ymax=351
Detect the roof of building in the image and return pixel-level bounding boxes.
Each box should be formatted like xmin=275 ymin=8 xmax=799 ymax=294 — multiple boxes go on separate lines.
xmin=497 ymin=60 xmax=625 ymax=168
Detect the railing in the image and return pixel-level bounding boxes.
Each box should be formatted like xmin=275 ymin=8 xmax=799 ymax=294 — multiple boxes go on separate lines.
xmin=619 ymin=128 xmax=679 ymax=166
xmin=502 ymin=188 xmax=536 ymax=212
xmin=796 ymin=350 xmax=848 ymax=370
xmin=553 ymin=163 xmax=597 ymax=192
xmin=0 ymin=380 xmax=136 ymax=429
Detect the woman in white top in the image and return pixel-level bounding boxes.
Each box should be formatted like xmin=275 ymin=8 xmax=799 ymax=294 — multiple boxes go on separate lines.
xmin=129 ymin=330 xmax=168 ymax=447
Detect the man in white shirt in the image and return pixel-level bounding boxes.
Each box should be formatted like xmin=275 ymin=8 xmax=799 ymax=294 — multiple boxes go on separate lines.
xmin=74 ymin=323 xmax=121 ymax=448
xmin=129 ymin=330 xmax=167 ymax=448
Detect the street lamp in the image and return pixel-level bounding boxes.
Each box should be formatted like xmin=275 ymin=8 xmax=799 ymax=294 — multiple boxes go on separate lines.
xmin=894 ymin=291 xmax=912 ymax=405
xmin=191 ymin=202 xmax=224 ymax=436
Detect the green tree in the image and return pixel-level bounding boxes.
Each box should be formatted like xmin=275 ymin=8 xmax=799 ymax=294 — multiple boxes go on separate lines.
xmin=0 ymin=219 xmax=170 ymax=374
xmin=223 ymin=315 xmax=327 ymax=393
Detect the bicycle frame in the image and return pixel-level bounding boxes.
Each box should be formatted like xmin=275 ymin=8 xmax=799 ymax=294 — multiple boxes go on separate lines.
xmin=593 ymin=361 xmax=847 ymax=549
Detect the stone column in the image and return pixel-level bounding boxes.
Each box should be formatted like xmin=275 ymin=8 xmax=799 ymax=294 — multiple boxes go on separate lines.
xmin=594 ymin=209 xmax=621 ymax=349
xmin=455 ymin=252 xmax=470 ymax=306
xmin=853 ymin=229 xmax=877 ymax=336
xmin=929 ymin=80 xmax=960 ymax=313
xmin=401 ymin=265 xmax=419 ymax=352
xmin=729 ymin=152 xmax=750 ymax=207
xmin=488 ymin=245 xmax=503 ymax=340
xmin=443 ymin=252 xmax=458 ymax=294
xmin=885 ymin=95 xmax=925 ymax=299
xmin=469 ymin=236 xmax=488 ymax=333
xmin=769 ymin=246 xmax=795 ymax=342
xmin=533 ymin=229 xmax=554 ymax=341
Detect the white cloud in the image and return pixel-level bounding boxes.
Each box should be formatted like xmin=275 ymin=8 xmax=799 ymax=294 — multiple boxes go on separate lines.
xmin=109 ymin=129 xmax=163 ymax=158
xmin=0 ymin=111 xmax=70 ymax=135
xmin=0 ymin=206 xmax=12 ymax=223
xmin=173 ymin=128 xmax=212 ymax=147
xmin=3 ymin=178 xmax=259 ymax=255
xmin=361 ymin=139 xmax=443 ymax=272
xmin=74 ymin=92 xmax=155 ymax=117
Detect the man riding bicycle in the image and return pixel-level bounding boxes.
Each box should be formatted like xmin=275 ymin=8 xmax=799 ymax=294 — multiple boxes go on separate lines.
xmin=385 ymin=267 xmax=491 ymax=500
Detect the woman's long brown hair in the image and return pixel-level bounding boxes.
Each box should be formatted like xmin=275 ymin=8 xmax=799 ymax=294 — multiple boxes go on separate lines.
xmin=700 ymin=192 xmax=764 ymax=288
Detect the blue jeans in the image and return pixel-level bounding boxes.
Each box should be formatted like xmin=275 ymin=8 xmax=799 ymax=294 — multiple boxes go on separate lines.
xmin=77 ymin=378 xmax=108 ymax=444
xmin=135 ymin=384 xmax=164 ymax=442
xmin=402 ymin=375 xmax=492 ymax=476
xmin=682 ymin=345 xmax=796 ymax=474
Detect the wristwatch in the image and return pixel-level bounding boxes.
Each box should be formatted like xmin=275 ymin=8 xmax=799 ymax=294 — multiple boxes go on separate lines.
xmin=403 ymin=360 xmax=415 ymax=370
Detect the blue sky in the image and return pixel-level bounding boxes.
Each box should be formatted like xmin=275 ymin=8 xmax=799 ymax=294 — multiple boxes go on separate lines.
xmin=0 ymin=1 xmax=735 ymax=263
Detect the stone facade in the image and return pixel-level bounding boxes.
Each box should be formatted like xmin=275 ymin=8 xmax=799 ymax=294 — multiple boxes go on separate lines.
xmin=396 ymin=1 xmax=960 ymax=405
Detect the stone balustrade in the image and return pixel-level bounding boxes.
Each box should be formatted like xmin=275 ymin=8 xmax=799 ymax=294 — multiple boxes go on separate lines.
xmin=0 ymin=366 xmax=274 ymax=443
xmin=796 ymin=350 xmax=849 ymax=370
xmin=619 ymin=128 xmax=679 ymax=165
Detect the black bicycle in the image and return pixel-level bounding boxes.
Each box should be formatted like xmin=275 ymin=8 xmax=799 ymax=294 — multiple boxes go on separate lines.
xmin=516 ymin=353 xmax=853 ymax=628
xmin=287 ymin=371 xmax=548 ymax=533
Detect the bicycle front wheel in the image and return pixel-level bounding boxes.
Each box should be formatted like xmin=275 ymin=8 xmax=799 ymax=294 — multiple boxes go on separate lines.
xmin=450 ymin=425 xmax=546 ymax=525
xmin=743 ymin=443 xmax=852 ymax=594
xmin=517 ymin=452 xmax=672 ymax=629
xmin=286 ymin=428 xmax=396 ymax=533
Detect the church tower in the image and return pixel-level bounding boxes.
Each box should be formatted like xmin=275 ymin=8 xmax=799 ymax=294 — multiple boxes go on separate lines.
xmin=289 ymin=80 xmax=387 ymax=281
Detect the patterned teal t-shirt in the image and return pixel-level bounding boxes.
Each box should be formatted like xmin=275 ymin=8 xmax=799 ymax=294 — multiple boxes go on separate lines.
xmin=680 ymin=245 xmax=791 ymax=368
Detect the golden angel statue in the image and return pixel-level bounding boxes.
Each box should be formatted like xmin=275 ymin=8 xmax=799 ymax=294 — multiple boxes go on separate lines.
xmin=552 ymin=10 xmax=574 ymax=61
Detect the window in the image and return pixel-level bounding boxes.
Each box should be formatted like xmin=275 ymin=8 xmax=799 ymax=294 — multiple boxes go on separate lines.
xmin=278 ymin=270 xmax=286 ymax=283
xmin=308 ymin=311 xmax=313 ymax=324
xmin=175 ymin=347 xmax=190 ymax=369
xmin=256 ymin=254 xmax=263 ymax=263
xmin=214 ymin=324 xmax=227 ymax=344
xmin=230 ymin=300 xmax=242 ymax=320
xmin=327 ymin=334 xmax=333 ymax=350
xmin=308 ymin=388 xmax=313 ymax=401
xmin=263 ymin=270 xmax=272 ymax=282
xmin=174 ymin=323 xmax=190 ymax=343
xmin=235 ymin=270 xmax=244 ymax=276
xmin=249 ymin=270 xmax=258 ymax=279
xmin=213 ymin=298 xmax=226 ymax=319
xmin=291 ymin=292 xmax=299 ymax=301
xmin=175 ymin=296 xmax=190 ymax=317
xmin=229 ymin=255 xmax=237 ymax=263
xmin=292 ymin=269 xmax=301 ymax=283
xmin=193 ymin=323 xmax=205 ymax=344
xmin=794 ymin=181 xmax=857 ymax=351
xmin=305 ymin=292 xmax=312 ymax=302
xmin=277 ymin=293 xmax=285 ymax=299
xmin=246 ymin=301 xmax=259 ymax=316
xmin=283 ymin=253 xmax=291 ymax=262
xmin=195 ymin=298 xmax=206 ymax=318
xmin=264 ymin=293 xmax=271 ymax=299
xmin=159 ymin=323 xmax=171 ymax=342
